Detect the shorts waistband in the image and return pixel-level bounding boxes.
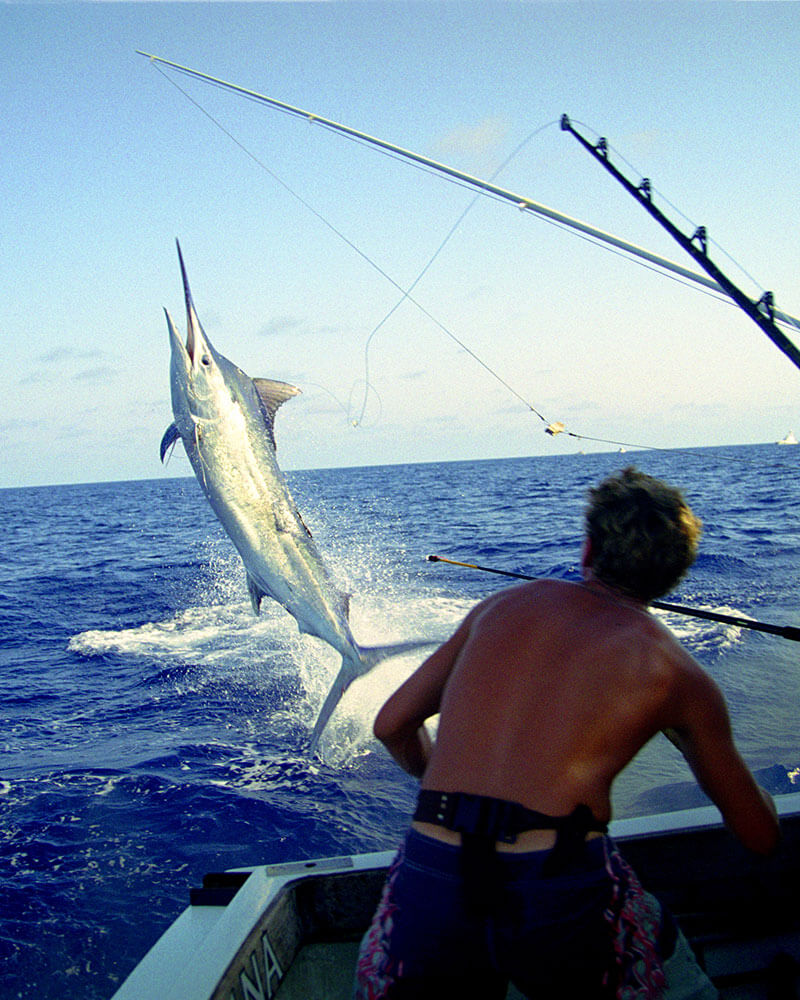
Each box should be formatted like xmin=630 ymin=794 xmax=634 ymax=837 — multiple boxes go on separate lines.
xmin=414 ymin=790 xmax=607 ymax=843
xmin=414 ymin=790 xmax=608 ymax=877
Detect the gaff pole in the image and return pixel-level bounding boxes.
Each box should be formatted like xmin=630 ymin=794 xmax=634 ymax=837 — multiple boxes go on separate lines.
xmin=426 ymin=554 xmax=800 ymax=642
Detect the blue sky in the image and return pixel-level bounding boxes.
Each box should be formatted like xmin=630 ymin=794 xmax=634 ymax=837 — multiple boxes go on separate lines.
xmin=3 ymin=1 xmax=800 ymax=488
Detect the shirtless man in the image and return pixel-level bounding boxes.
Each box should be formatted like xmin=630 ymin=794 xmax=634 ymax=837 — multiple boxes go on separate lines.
xmin=354 ymin=467 xmax=779 ymax=999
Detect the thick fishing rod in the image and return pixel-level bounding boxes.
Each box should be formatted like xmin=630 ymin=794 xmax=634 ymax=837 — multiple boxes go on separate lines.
xmin=136 ymin=51 xmax=800 ymax=335
xmin=560 ymin=114 xmax=800 ymax=371
xmin=427 ymin=555 xmax=800 ymax=642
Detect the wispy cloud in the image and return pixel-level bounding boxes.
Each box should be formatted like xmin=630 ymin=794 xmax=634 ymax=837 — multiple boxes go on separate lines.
xmin=54 ymin=423 xmax=94 ymax=442
xmin=72 ymin=366 xmax=118 ymax=384
xmin=38 ymin=347 xmax=104 ymax=365
xmin=258 ymin=316 xmax=303 ymax=338
xmin=0 ymin=416 xmax=43 ymax=433
xmin=17 ymin=360 xmax=118 ymax=386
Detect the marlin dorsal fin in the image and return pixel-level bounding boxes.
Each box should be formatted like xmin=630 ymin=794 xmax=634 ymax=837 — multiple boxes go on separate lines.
xmin=253 ymin=378 xmax=301 ymax=424
xmin=253 ymin=379 xmax=301 ymax=451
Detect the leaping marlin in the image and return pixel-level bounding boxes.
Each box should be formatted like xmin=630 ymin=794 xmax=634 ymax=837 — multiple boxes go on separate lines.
xmin=161 ymin=241 xmax=430 ymax=752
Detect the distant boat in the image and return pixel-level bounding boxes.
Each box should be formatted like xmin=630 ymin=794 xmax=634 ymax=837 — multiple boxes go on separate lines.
xmin=778 ymin=431 xmax=798 ymax=445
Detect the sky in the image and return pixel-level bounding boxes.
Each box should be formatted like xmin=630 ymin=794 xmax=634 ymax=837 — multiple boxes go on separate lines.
xmin=3 ymin=1 xmax=800 ymax=488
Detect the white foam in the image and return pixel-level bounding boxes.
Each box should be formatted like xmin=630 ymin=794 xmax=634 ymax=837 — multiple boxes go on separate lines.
xmin=652 ymin=602 xmax=747 ymax=655
xmin=67 ymin=600 xmax=302 ymax=669
xmin=65 ymin=531 xmax=466 ymax=761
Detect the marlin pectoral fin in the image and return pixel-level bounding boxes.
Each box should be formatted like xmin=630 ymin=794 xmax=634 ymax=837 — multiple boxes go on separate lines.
xmin=160 ymin=423 xmax=181 ymax=463
xmin=246 ymin=573 xmax=267 ymax=614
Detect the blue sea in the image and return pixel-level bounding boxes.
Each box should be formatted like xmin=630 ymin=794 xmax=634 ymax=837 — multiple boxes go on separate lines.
xmin=3 ymin=446 xmax=800 ymax=999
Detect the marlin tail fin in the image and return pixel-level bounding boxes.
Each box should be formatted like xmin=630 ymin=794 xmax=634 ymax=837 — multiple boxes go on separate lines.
xmin=308 ymin=639 xmax=437 ymax=754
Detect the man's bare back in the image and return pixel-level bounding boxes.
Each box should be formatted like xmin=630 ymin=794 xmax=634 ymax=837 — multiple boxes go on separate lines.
xmin=422 ymin=578 xmax=684 ymax=822
xmin=375 ymin=569 xmax=778 ymax=855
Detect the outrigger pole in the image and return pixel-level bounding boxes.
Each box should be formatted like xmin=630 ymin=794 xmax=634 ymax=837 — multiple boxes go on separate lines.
xmin=560 ymin=115 xmax=800 ymax=372
xmin=137 ymin=52 xmax=800 ymax=340
xmin=427 ymin=555 xmax=800 ymax=643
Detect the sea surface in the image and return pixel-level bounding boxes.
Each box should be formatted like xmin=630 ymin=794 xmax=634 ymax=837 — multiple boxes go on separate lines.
xmin=2 ymin=446 xmax=800 ymax=999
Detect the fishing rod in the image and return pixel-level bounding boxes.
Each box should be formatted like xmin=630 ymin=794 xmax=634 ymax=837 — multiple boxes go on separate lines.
xmin=560 ymin=114 xmax=800 ymax=371
xmin=427 ymin=554 xmax=800 ymax=642
xmin=137 ymin=51 xmax=800 ymax=336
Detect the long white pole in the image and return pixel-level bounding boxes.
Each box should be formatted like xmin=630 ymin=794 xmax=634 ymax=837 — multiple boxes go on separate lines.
xmin=137 ymin=51 xmax=800 ymax=333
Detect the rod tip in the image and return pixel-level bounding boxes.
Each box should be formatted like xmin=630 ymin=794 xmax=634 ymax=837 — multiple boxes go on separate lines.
xmin=426 ymin=555 xmax=439 ymax=562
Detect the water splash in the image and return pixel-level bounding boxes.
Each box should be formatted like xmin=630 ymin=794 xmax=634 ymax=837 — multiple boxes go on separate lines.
xmin=67 ymin=534 xmax=463 ymax=760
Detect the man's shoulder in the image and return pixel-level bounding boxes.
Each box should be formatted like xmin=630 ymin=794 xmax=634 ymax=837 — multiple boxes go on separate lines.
xmin=643 ymin=622 xmax=717 ymax=703
xmin=470 ymin=578 xmax=568 ymax=624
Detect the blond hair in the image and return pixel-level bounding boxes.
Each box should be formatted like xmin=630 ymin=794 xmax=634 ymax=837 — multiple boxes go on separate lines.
xmin=585 ymin=467 xmax=702 ymax=602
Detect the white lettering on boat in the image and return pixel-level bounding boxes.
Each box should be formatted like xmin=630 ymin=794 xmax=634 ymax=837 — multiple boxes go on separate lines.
xmin=262 ymin=934 xmax=283 ymax=997
xmin=233 ymin=931 xmax=284 ymax=1000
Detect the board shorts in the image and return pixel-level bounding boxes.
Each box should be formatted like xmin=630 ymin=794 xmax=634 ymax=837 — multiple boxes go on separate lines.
xmin=353 ymin=827 xmax=717 ymax=999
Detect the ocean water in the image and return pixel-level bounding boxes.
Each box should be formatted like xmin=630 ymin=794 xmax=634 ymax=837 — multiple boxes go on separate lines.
xmin=2 ymin=446 xmax=800 ymax=999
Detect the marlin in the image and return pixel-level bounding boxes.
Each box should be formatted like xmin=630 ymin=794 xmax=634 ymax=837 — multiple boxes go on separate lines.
xmin=161 ymin=241 xmax=430 ymax=752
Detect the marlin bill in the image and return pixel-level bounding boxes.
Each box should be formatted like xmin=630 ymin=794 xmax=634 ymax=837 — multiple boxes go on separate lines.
xmin=160 ymin=242 xmax=429 ymax=752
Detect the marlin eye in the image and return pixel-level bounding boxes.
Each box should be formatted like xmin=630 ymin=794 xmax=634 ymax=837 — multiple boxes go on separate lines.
xmin=201 ymin=355 xmax=211 ymax=367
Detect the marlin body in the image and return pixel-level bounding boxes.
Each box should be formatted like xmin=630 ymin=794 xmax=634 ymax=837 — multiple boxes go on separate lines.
xmin=161 ymin=242 xmax=427 ymax=751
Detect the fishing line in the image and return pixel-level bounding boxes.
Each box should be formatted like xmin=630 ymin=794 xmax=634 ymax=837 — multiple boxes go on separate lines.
xmin=147 ymin=64 xmax=650 ymax=450
xmin=147 ymin=59 xmax=554 ymax=424
xmin=300 ymin=380 xmax=369 ymax=424
xmin=144 ymin=58 xmax=792 ymax=461
xmin=149 ymin=63 xmax=413 ymax=298
xmin=347 ymin=379 xmax=383 ymax=428
xmin=351 ymin=122 xmax=559 ymax=428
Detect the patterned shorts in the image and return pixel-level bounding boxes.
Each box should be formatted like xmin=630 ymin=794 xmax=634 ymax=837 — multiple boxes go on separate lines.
xmin=353 ymin=830 xmax=716 ymax=999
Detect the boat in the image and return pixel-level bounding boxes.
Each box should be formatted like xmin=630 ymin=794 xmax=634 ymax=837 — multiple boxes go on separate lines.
xmin=778 ymin=431 xmax=798 ymax=445
xmin=112 ymin=792 xmax=800 ymax=999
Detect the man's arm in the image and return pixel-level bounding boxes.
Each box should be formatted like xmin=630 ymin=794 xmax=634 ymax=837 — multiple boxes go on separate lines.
xmin=373 ymin=612 xmax=474 ymax=778
xmin=667 ymin=660 xmax=780 ymax=855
